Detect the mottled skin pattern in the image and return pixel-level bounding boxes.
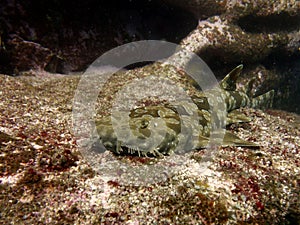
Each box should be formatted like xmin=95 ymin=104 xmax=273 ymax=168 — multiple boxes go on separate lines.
xmin=96 ymin=65 xmax=274 ymax=157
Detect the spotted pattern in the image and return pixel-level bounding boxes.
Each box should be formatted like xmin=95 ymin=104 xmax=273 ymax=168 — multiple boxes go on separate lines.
xmin=95 ymin=65 xmax=274 ymax=157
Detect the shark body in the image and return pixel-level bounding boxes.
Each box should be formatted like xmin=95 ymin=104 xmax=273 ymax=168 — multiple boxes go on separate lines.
xmin=96 ymin=65 xmax=274 ymax=157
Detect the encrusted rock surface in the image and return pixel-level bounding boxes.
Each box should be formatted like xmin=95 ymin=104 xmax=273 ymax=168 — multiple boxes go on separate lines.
xmin=0 ymin=71 xmax=299 ymax=224
xmin=1 ymin=0 xmax=299 ymax=112
xmin=164 ymin=0 xmax=300 ymax=19
xmin=0 ymin=1 xmax=300 ymax=224
xmin=175 ymin=0 xmax=300 ymax=67
xmin=0 ymin=0 xmax=196 ymax=74
xmin=174 ymin=0 xmax=300 ymax=113
xmin=181 ymin=16 xmax=289 ymax=64
xmin=1 ymin=0 xmax=299 ymax=73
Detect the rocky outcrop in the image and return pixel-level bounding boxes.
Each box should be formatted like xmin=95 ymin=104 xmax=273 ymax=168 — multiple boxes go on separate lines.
xmin=172 ymin=0 xmax=300 ymax=113
xmin=0 ymin=2 xmax=300 ymax=223
xmin=1 ymin=0 xmax=299 ymax=111
xmin=178 ymin=0 xmax=300 ymax=65
xmin=181 ymin=16 xmax=289 ymax=64
xmin=0 ymin=71 xmax=299 ymax=224
xmin=0 ymin=0 xmax=196 ymax=74
xmin=164 ymin=0 xmax=300 ymax=19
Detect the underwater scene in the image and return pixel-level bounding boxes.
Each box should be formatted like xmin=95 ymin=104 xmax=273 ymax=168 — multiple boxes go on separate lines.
xmin=0 ymin=0 xmax=299 ymax=224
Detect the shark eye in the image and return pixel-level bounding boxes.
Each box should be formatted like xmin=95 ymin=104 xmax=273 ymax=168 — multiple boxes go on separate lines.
xmin=139 ymin=119 xmax=149 ymax=129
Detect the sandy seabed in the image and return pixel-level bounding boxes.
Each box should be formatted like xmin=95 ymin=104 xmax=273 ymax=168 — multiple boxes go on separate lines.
xmin=0 ymin=73 xmax=299 ymax=224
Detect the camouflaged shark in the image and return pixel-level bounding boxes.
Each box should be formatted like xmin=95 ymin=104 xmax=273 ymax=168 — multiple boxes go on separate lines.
xmin=96 ymin=65 xmax=274 ymax=157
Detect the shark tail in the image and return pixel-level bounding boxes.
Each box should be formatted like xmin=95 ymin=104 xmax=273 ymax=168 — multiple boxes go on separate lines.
xmin=251 ymin=90 xmax=274 ymax=109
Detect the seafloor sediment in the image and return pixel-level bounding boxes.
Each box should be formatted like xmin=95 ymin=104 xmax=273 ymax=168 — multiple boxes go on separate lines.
xmin=0 ymin=73 xmax=299 ymax=224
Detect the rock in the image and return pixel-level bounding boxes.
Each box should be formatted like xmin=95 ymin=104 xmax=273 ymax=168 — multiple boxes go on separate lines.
xmin=163 ymin=0 xmax=300 ymax=19
xmin=0 ymin=0 xmax=196 ymax=74
xmin=180 ymin=16 xmax=289 ymax=64
xmin=173 ymin=0 xmax=300 ymax=113
xmin=0 ymin=73 xmax=299 ymax=224
xmin=225 ymin=0 xmax=300 ymax=18
xmin=7 ymin=35 xmax=53 ymax=74
xmin=0 ymin=0 xmax=299 ymax=109
xmin=178 ymin=0 xmax=300 ymax=65
xmin=0 ymin=1 xmax=300 ymax=223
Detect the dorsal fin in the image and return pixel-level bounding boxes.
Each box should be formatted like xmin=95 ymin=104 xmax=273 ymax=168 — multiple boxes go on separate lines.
xmin=220 ymin=65 xmax=243 ymax=91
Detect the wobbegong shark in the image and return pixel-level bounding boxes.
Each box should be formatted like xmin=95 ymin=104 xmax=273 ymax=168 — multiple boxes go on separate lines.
xmin=96 ymin=65 xmax=274 ymax=157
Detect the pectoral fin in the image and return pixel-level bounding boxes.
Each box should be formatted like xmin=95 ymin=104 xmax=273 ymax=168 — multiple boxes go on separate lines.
xmin=195 ymin=131 xmax=258 ymax=149
xmin=197 ymin=135 xmax=209 ymax=148
xmin=222 ymin=132 xmax=259 ymax=147
xmin=227 ymin=110 xmax=252 ymax=125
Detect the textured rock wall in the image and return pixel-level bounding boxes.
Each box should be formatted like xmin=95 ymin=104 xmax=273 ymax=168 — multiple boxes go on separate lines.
xmin=0 ymin=0 xmax=299 ymax=112
xmin=0 ymin=0 xmax=196 ymax=74
xmin=165 ymin=0 xmax=300 ymax=112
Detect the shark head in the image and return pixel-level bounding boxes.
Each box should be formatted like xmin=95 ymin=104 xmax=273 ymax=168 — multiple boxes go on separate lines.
xmin=96 ymin=105 xmax=183 ymax=157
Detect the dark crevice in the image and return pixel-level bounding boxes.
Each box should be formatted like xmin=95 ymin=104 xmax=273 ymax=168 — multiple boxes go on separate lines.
xmin=0 ymin=0 xmax=198 ymax=74
xmin=238 ymin=13 xmax=300 ymax=33
xmin=208 ymin=51 xmax=300 ymax=114
xmin=262 ymin=53 xmax=300 ymax=114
